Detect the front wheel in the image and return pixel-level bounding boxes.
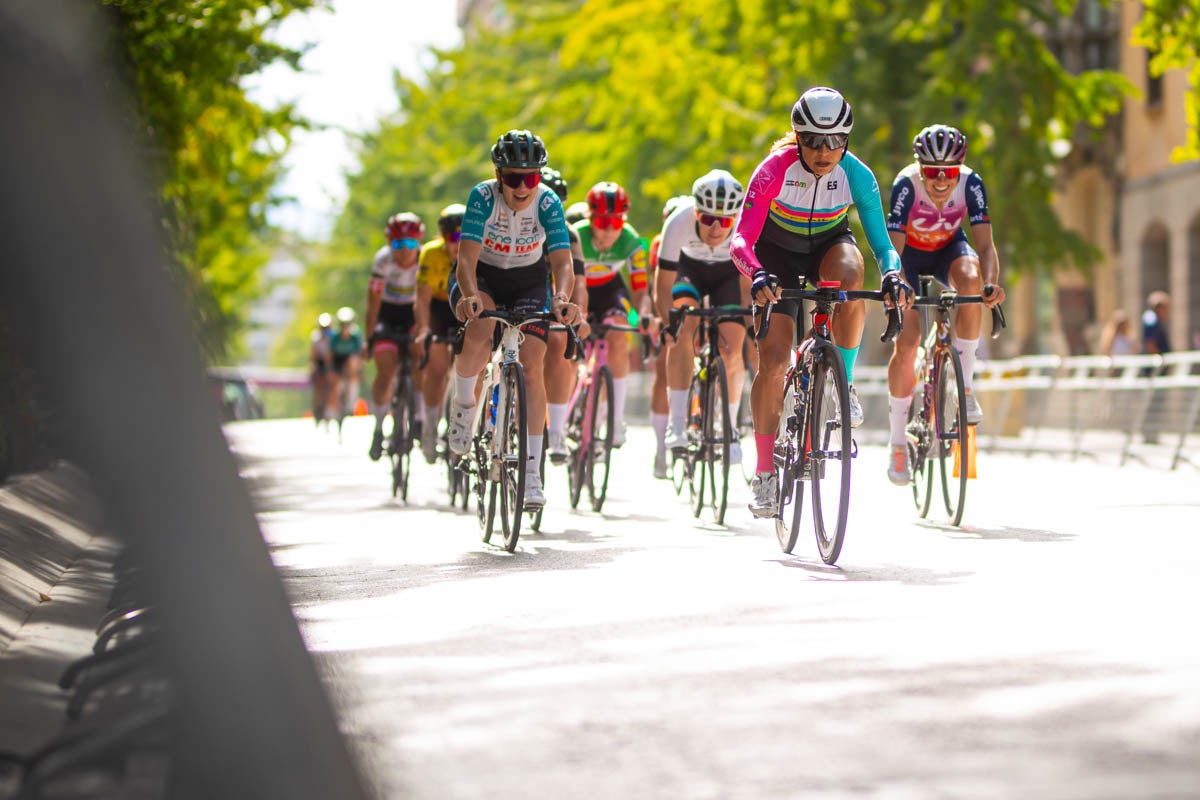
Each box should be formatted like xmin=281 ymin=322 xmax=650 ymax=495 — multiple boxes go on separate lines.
xmin=935 ymin=346 xmax=969 ymax=526
xmin=774 ymin=371 xmax=804 ymax=553
xmin=586 ymin=366 xmax=614 ymax=513
xmin=497 ymin=363 xmax=527 ymax=552
xmin=809 ymin=343 xmax=852 ymax=565
xmin=686 ymin=371 xmax=706 ymax=518
xmin=704 ymin=358 xmax=732 ymax=525
xmin=390 ymin=375 xmax=414 ymax=501
xmin=908 ymin=361 xmax=934 ymax=518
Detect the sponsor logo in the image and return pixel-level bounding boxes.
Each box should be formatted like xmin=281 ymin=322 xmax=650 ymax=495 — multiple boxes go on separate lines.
xmin=785 ymin=179 xmax=808 ymax=188
xmin=827 ymin=180 xmax=839 ymax=190
xmin=540 ymin=192 xmax=555 ymax=212
xmin=969 ymin=183 xmax=986 ymax=209
xmin=891 ymin=185 xmax=911 ymax=218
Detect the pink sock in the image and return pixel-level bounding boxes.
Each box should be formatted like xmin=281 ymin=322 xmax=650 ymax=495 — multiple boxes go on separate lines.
xmin=755 ymin=433 xmax=775 ymax=473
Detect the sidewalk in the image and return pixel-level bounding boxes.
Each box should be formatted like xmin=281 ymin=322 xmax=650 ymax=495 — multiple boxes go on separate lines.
xmin=0 ymin=463 xmax=117 ymax=765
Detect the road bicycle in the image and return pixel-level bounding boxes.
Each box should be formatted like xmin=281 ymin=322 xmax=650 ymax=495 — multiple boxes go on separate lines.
xmin=666 ymin=305 xmax=754 ymax=526
xmin=756 ymin=280 xmax=901 ymax=564
xmin=562 ymin=320 xmax=639 ymax=513
xmin=459 ymin=309 xmax=573 ymax=552
xmin=385 ymin=334 xmax=420 ymax=501
xmin=906 ymin=277 xmax=1006 ymax=526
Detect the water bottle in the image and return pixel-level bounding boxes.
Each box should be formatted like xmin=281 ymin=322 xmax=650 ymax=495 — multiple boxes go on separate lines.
xmin=619 ymin=296 xmax=639 ymax=327
xmin=489 ymin=384 xmax=498 ymax=426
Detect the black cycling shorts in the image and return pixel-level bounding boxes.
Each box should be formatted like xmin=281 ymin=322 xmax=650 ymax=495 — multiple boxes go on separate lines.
xmin=900 ymin=233 xmax=978 ymax=293
xmin=753 ymin=231 xmax=857 ymax=321
xmin=449 ymin=260 xmax=552 ymax=341
xmin=666 ymin=255 xmax=743 ymax=309
xmin=586 ymin=277 xmax=632 ymax=325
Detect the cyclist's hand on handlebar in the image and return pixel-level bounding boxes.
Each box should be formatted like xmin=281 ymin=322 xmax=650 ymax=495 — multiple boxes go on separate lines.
xmin=576 ymin=318 xmax=592 ymax=340
xmin=982 ymin=283 xmax=1006 ymax=308
xmin=881 ymin=271 xmax=914 ymax=311
xmin=456 ymin=294 xmax=483 ymax=321
xmin=750 ymin=269 xmax=780 ymax=306
xmin=551 ymin=294 xmax=581 ymax=326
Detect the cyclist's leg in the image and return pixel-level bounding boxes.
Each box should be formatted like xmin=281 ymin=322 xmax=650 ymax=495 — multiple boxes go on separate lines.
xmin=710 ymin=266 xmax=750 ymax=439
xmin=368 ymin=346 xmax=398 ymax=459
xmin=665 ymin=277 xmax=701 ymax=448
xmin=544 ymin=328 xmax=574 ymax=458
xmin=445 ymin=282 xmax=496 ymax=454
xmin=945 ymin=240 xmax=983 ymax=397
xmin=326 ymin=356 xmax=346 ymax=419
xmin=408 ymin=337 xmax=426 ymax=434
xmin=819 ymin=239 xmax=866 ymax=382
xmin=650 ymin=334 xmax=670 ymax=472
xmin=519 ymin=334 xmax=548 ymax=473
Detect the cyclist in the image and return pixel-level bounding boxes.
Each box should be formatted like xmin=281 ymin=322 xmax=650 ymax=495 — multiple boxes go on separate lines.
xmin=883 ymin=124 xmax=1006 ymax=484
xmin=446 ymin=130 xmax=581 ymax=509
xmin=326 ymin=306 xmax=364 ymax=420
xmin=730 ymin=86 xmax=910 ymax=518
xmin=415 ymin=203 xmax=465 ymax=464
xmin=647 ymin=195 xmax=693 ymax=478
xmin=540 ymin=166 xmax=591 ymax=465
xmin=309 ymin=312 xmax=333 ymax=423
xmin=658 ymin=171 xmax=750 ymax=466
xmin=573 ymin=181 xmax=651 ymax=448
xmin=366 ymin=211 xmax=425 ymax=461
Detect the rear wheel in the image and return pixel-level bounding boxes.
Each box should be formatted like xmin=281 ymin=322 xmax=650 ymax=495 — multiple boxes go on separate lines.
xmin=934 ymin=346 xmax=969 ymax=526
xmin=774 ymin=371 xmax=804 ymax=553
xmin=809 ymin=344 xmax=852 ymax=565
xmin=497 ymin=364 xmax=527 ymax=552
xmin=586 ymin=366 xmax=614 ymax=513
xmin=704 ymin=358 xmax=732 ymax=525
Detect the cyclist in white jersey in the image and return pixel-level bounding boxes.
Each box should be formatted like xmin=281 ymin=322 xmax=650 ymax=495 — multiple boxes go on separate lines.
xmin=446 ymin=130 xmax=581 ymax=509
xmin=658 ymin=170 xmax=751 ymax=466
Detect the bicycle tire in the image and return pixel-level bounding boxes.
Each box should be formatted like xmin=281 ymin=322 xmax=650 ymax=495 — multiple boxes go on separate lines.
xmin=566 ymin=381 xmax=588 ymax=510
xmin=587 ymin=365 xmax=615 ymax=513
xmin=390 ymin=375 xmax=414 ymax=501
xmin=809 ymin=343 xmax=852 ymax=565
xmin=686 ymin=371 xmax=706 ymax=518
xmin=704 ymin=357 xmax=732 ymax=525
xmin=774 ymin=369 xmax=804 ymax=553
xmin=908 ymin=357 xmax=934 ymax=518
xmin=531 ymin=424 xmax=548 ymax=532
xmin=497 ymin=362 xmax=527 ymax=552
xmin=934 ymin=345 xmax=969 ymax=526
xmin=475 ymin=393 xmax=497 ymax=541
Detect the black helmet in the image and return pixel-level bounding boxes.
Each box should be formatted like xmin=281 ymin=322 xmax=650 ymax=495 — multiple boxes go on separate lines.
xmin=540 ymin=167 xmax=568 ymax=201
xmin=490 ymin=129 xmax=549 ymax=169
xmin=437 ymin=203 xmax=466 ymax=236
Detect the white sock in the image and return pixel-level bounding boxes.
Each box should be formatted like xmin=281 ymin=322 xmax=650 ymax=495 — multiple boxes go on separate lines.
xmin=424 ymin=404 xmax=441 ymax=429
xmin=888 ymin=394 xmax=912 ymax=447
xmin=651 ymin=412 xmax=668 ymax=449
xmin=414 ymin=402 xmax=425 ymax=422
xmin=611 ymin=377 xmax=628 ymax=426
xmin=954 ymin=337 xmax=979 ymax=392
xmin=548 ymin=403 xmax=569 ymax=437
xmin=453 ymin=371 xmax=477 ymax=408
xmin=527 ymin=434 xmax=543 ymax=471
xmin=372 ymin=401 xmax=387 ymax=432
xmin=667 ymin=388 xmax=689 ymax=429
xmin=728 ymin=399 xmax=741 ymax=433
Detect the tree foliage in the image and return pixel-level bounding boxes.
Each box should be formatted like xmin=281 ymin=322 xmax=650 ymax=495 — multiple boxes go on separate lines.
xmin=287 ymin=0 xmax=1131 ymax=365
xmin=1134 ymin=0 xmax=1200 ymax=160
xmin=102 ymin=0 xmax=323 ymax=360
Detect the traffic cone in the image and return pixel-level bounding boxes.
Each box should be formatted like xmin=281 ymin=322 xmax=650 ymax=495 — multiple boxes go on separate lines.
xmin=951 ymin=426 xmax=978 ymax=479
xmin=354 ymin=397 xmax=369 ymax=416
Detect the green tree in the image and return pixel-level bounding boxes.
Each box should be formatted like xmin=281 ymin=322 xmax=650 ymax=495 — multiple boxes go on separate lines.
xmin=102 ymin=0 xmax=324 ymax=360
xmin=1134 ymin=0 xmax=1200 ymax=160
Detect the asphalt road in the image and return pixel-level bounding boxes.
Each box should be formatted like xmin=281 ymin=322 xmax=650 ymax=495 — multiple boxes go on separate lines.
xmin=228 ymin=417 xmax=1200 ymax=800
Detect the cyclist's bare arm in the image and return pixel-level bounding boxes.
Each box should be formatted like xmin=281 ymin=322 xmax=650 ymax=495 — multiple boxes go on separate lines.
xmin=415 ymin=283 xmax=432 ymax=335
xmin=970 ymin=222 xmax=1005 ymax=306
xmin=365 ymin=284 xmax=383 ymax=342
xmin=455 ymin=239 xmax=484 ymax=318
xmin=888 ymin=230 xmax=906 ymax=257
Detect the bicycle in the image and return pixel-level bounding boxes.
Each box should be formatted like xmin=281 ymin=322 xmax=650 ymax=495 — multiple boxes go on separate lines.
xmin=756 ymin=280 xmax=901 ymax=564
xmin=666 ymin=305 xmax=754 ymax=526
xmin=906 ymin=277 xmax=1006 ymax=526
xmin=458 ymin=309 xmax=575 ymax=552
xmin=562 ymin=320 xmax=639 ymax=514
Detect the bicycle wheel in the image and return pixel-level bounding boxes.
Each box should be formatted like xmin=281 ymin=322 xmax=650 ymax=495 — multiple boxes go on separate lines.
xmin=566 ymin=382 xmax=588 ymax=510
xmin=809 ymin=343 xmax=852 ymax=565
xmin=686 ymin=372 xmax=706 ymax=517
xmin=474 ymin=394 xmax=496 ymax=541
xmin=774 ymin=370 xmax=804 ymax=553
xmin=738 ymin=391 xmax=756 ymax=486
xmin=586 ymin=365 xmax=614 ymax=513
xmin=390 ymin=375 xmax=414 ymax=501
xmin=908 ymin=361 xmax=934 ymax=518
xmin=703 ymin=358 xmax=732 ymax=525
xmin=497 ymin=363 xmax=527 ymax=552
xmin=531 ymin=424 xmax=548 ymax=532
xmin=934 ymin=346 xmax=969 ymax=526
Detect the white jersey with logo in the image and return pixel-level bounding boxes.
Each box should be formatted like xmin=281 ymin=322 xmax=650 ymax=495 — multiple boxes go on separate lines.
xmin=460 ymin=180 xmax=570 ymax=269
xmin=369 ymin=246 xmax=418 ymax=306
xmin=659 ymin=198 xmax=733 ymax=265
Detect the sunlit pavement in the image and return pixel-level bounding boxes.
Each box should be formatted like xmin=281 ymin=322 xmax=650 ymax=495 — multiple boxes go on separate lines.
xmin=227 ymin=417 xmax=1200 ymax=800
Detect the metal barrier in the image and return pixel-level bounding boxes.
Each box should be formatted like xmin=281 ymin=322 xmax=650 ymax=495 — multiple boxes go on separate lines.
xmin=853 ymin=350 xmax=1200 ymax=470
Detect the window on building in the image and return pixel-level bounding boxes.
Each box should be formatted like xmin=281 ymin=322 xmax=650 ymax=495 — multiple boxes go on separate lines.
xmin=1147 ymin=50 xmax=1164 ymax=107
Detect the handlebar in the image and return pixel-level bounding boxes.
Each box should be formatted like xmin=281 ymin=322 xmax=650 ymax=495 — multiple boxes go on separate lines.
xmin=665 ymin=305 xmax=753 ymax=342
xmin=910 ymin=290 xmax=1007 ymax=339
xmin=753 ymin=280 xmax=903 ymax=344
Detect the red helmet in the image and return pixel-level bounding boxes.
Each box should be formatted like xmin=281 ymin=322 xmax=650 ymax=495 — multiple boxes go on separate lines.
xmin=586 ymin=182 xmax=630 ymax=216
xmin=386 ymin=212 xmax=424 ymax=241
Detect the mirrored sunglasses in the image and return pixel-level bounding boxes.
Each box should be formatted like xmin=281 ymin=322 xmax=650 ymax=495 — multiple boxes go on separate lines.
xmin=390 ymin=238 xmax=420 ymax=250
xmin=798 ymin=133 xmax=849 ymax=151
xmin=698 ymin=213 xmax=734 ymax=229
xmin=499 ymin=171 xmax=541 ymax=189
xmin=920 ymin=165 xmax=960 ymax=181
xmin=592 ymin=215 xmax=625 ymax=231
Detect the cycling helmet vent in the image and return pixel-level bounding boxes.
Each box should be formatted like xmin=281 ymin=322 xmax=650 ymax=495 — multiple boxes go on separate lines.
xmin=791 ymin=87 xmax=854 ymax=135
xmin=913 ymin=124 xmax=968 ymax=164
xmin=692 ymin=169 xmax=744 ymax=216
xmin=490 ymin=129 xmax=549 ymax=169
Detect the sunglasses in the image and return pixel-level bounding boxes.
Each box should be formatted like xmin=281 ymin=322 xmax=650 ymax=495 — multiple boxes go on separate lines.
xmin=920 ymin=165 xmax=960 ymax=181
xmin=445 ymin=231 xmax=462 ymax=243
xmin=799 ymin=133 xmax=848 ymax=151
xmin=698 ymin=213 xmax=734 ymax=229
xmin=592 ymin=215 xmax=625 ymax=231
xmin=390 ymin=238 xmax=420 ymax=250
xmin=499 ymin=171 xmax=541 ymax=190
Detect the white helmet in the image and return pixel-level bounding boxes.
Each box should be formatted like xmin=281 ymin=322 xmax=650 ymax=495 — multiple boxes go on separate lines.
xmin=317 ymin=312 xmax=332 ymax=329
xmin=791 ymin=87 xmax=854 ymax=135
xmin=662 ymin=194 xmax=693 ymax=220
xmin=565 ymin=201 xmax=589 ymax=225
xmin=692 ymin=169 xmax=744 ymax=216
xmin=335 ymin=306 xmax=356 ymax=325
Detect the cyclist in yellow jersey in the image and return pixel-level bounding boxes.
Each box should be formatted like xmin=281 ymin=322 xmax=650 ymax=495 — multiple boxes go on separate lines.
xmin=415 ymin=203 xmax=465 ymax=464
